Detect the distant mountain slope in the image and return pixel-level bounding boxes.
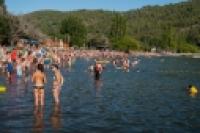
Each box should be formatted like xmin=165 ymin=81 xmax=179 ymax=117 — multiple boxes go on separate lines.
xmin=22 ymin=10 xmax=114 ymax=37
xmin=21 ymin=0 xmax=200 ymax=51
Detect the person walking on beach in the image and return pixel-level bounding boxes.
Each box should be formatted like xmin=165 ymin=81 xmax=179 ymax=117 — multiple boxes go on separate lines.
xmin=52 ymin=64 xmax=63 ymax=105
xmin=32 ymin=64 xmax=46 ymax=106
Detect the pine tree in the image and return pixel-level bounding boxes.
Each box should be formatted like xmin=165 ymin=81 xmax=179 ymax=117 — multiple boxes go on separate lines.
xmin=110 ymin=13 xmax=127 ymax=41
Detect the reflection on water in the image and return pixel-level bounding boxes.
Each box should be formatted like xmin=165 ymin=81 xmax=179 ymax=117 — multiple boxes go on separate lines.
xmin=94 ymin=79 xmax=103 ymax=98
xmin=0 ymin=57 xmax=200 ymax=132
xmin=33 ymin=104 xmax=62 ymax=133
xmin=33 ymin=106 xmax=44 ymax=133
xmin=50 ymin=104 xmax=62 ymax=130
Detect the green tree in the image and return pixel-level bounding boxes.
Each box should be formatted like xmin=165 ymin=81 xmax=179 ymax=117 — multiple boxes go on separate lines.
xmin=60 ymin=16 xmax=87 ymax=47
xmin=160 ymin=25 xmax=177 ymax=51
xmin=87 ymin=33 xmax=109 ymax=48
xmin=0 ymin=0 xmax=6 ymax=15
xmin=20 ymin=0 xmax=200 ymax=52
xmin=110 ymin=13 xmax=127 ymax=41
xmin=113 ymin=36 xmax=141 ymax=51
xmin=0 ymin=16 xmax=10 ymax=45
xmin=187 ymin=26 xmax=200 ymax=47
xmin=177 ymin=41 xmax=199 ymax=53
xmin=0 ymin=0 xmax=4 ymax=6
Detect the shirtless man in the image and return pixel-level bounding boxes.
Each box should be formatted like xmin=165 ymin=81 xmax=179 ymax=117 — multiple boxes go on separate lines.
xmin=32 ymin=64 xmax=46 ymax=106
xmin=94 ymin=61 xmax=103 ymax=80
xmin=52 ymin=64 xmax=64 ymax=105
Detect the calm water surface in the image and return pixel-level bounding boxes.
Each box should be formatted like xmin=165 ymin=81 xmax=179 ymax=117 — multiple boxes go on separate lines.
xmin=0 ymin=57 xmax=200 ymax=133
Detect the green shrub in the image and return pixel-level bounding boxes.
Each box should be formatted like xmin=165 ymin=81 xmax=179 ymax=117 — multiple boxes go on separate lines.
xmin=177 ymin=42 xmax=199 ymax=53
xmin=113 ymin=36 xmax=141 ymax=51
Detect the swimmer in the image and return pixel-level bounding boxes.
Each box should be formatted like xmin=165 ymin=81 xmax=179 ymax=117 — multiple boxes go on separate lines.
xmin=132 ymin=60 xmax=139 ymax=67
xmin=32 ymin=64 xmax=47 ymax=106
xmin=188 ymin=85 xmax=198 ymax=97
xmin=52 ymin=64 xmax=64 ymax=105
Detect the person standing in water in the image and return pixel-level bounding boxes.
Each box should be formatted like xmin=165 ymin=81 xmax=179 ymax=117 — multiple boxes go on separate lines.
xmin=52 ymin=64 xmax=64 ymax=105
xmin=7 ymin=59 xmax=14 ymax=82
xmin=32 ymin=64 xmax=46 ymax=106
xmin=94 ymin=61 xmax=103 ymax=80
xmin=123 ymin=58 xmax=130 ymax=71
xmin=16 ymin=59 xmax=23 ymax=78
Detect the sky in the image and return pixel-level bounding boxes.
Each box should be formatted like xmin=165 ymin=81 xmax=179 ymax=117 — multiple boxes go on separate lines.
xmin=6 ymin=0 xmax=187 ymax=15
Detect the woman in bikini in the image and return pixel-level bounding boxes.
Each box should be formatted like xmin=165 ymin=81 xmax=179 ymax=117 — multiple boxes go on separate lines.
xmin=52 ymin=64 xmax=63 ymax=105
xmin=32 ymin=64 xmax=47 ymax=106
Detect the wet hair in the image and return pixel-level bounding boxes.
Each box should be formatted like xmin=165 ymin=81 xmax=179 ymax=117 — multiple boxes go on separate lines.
xmin=188 ymin=85 xmax=192 ymax=88
xmin=52 ymin=64 xmax=59 ymax=70
xmin=33 ymin=58 xmax=38 ymax=64
xmin=28 ymin=51 xmax=32 ymax=55
xmin=18 ymin=53 xmax=22 ymax=58
xmin=37 ymin=63 xmax=44 ymax=72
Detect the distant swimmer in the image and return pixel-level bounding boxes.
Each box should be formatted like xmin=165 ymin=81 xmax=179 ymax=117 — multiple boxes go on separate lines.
xmin=32 ymin=64 xmax=47 ymax=106
xmin=122 ymin=59 xmax=127 ymax=69
xmin=188 ymin=85 xmax=198 ymax=97
xmin=123 ymin=58 xmax=130 ymax=71
xmin=52 ymin=64 xmax=64 ymax=105
xmin=131 ymin=60 xmax=139 ymax=67
xmin=94 ymin=61 xmax=103 ymax=80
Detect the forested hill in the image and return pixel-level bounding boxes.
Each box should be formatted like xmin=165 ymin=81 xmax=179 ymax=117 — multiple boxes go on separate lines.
xmin=21 ymin=0 xmax=200 ymax=52
xmin=0 ymin=0 xmax=46 ymax=45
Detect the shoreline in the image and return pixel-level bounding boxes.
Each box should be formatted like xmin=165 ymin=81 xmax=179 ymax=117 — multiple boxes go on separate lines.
xmin=73 ymin=49 xmax=200 ymax=58
xmin=120 ymin=51 xmax=200 ymax=58
xmin=128 ymin=51 xmax=200 ymax=57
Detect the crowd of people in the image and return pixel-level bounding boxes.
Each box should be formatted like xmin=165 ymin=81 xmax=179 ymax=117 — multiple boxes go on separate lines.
xmin=1 ymin=44 xmax=197 ymax=105
xmin=0 ymin=44 xmax=198 ymax=131
xmin=0 ymin=44 xmax=141 ymax=106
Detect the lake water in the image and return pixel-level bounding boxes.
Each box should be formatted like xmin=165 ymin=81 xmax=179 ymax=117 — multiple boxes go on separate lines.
xmin=0 ymin=57 xmax=200 ymax=133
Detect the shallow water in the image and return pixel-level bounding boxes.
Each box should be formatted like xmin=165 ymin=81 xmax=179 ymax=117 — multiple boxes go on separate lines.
xmin=0 ymin=57 xmax=200 ymax=133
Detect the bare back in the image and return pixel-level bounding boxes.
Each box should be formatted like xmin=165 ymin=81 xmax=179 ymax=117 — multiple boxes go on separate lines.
xmin=32 ymin=70 xmax=46 ymax=86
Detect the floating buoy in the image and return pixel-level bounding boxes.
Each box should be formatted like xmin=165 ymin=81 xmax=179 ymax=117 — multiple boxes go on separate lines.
xmin=188 ymin=85 xmax=198 ymax=97
xmin=190 ymin=86 xmax=198 ymax=94
xmin=0 ymin=85 xmax=7 ymax=93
